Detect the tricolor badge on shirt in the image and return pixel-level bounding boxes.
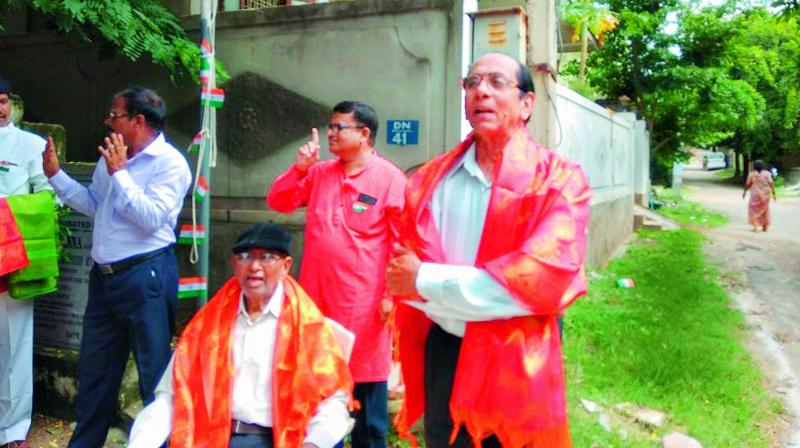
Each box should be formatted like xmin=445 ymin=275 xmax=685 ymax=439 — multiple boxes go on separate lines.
xmin=178 ymin=276 xmax=207 ymax=299
xmin=201 ymin=87 xmax=225 ymax=108
xmin=178 ymin=224 xmax=205 ymax=245
xmin=0 ymin=160 xmax=18 ymax=173
xmin=352 ymin=193 xmax=377 ymax=213
xmin=194 ymin=176 xmax=209 ymax=202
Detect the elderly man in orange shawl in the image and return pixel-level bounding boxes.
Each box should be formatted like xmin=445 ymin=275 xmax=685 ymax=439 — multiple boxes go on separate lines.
xmin=386 ymin=53 xmax=591 ymax=448
xmin=127 ymin=223 xmax=354 ymax=448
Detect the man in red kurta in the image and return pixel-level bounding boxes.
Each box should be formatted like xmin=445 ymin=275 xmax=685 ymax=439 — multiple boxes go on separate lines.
xmin=267 ymin=101 xmax=406 ymax=448
xmin=386 ymin=53 xmax=591 ymax=447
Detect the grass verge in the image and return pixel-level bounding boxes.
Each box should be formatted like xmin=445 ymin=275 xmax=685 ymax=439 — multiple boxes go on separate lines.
xmin=565 ymin=229 xmax=781 ymax=447
xmin=652 ymin=186 xmax=729 ymax=227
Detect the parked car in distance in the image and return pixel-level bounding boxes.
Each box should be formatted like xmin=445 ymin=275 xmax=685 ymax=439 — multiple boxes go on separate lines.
xmin=703 ymin=151 xmax=726 ymax=170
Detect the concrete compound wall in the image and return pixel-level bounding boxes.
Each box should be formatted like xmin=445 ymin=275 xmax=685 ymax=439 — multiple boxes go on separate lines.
xmin=555 ymin=84 xmax=649 ymax=266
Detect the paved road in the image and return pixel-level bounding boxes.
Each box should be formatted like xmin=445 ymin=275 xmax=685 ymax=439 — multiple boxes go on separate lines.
xmin=683 ymin=168 xmax=800 ymax=447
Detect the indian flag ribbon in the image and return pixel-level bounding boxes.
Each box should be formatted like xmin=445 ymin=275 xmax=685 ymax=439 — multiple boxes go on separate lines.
xmin=201 ymin=87 xmax=225 ymax=108
xmin=178 ymin=224 xmax=206 ymax=245
xmin=178 ymin=276 xmax=207 ymax=299
xmin=189 ymin=132 xmax=203 ymax=153
xmin=200 ymin=38 xmax=212 ymax=57
xmin=199 ymin=58 xmax=211 ymax=85
xmin=352 ymin=201 xmax=369 ymax=213
xmin=616 ymin=278 xmax=635 ymax=288
xmin=194 ymin=176 xmax=209 ymax=202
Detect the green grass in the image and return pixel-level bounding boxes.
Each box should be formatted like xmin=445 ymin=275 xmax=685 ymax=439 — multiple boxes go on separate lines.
xmin=653 ymin=186 xmax=729 ymax=227
xmin=565 ymin=229 xmax=781 ymax=447
xmin=713 ymin=166 xmax=735 ymax=179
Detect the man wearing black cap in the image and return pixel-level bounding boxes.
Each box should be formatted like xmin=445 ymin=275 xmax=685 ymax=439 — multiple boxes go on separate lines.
xmin=127 ymin=223 xmax=354 ymax=448
xmin=0 ymin=75 xmax=52 ymax=448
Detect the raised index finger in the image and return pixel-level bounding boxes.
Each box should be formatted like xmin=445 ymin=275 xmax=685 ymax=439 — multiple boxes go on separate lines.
xmin=311 ymin=127 xmax=319 ymax=146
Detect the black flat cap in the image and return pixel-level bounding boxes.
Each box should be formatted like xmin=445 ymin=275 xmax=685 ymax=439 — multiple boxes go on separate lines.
xmin=232 ymin=222 xmax=292 ymax=255
xmin=0 ymin=76 xmax=11 ymax=95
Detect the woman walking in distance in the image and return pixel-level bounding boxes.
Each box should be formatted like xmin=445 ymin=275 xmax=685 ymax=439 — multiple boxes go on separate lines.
xmin=743 ymin=160 xmax=777 ymax=232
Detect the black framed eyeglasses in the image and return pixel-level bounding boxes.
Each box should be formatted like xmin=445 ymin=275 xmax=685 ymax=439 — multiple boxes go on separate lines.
xmin=106 ymin=111 xmax=131 ymax=121
xmin=462 ymin=72 xmax=522 ymax=91
xmin=234 ymin=252 xmax=285 ymax=265
xmin=327 ymin=123 xmax=365 ymax=133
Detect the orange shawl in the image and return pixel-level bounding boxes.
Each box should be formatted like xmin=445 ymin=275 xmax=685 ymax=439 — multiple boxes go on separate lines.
xmin=170 ymin=275 xmax=353 ymax=447
xmin=394 ymin=130 xmax=591 ymax=447
xmin=0 ymin=197 xmax=30 ymax=276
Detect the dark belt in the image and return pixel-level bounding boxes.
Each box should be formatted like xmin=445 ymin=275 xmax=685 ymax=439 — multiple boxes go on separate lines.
xmin=94 ymin=246 xmax=171 ymax=275
xmin=231 ymin=420 xmax=273 ymax=435
xmin=0 ymin=276 xmax=7 ymax=294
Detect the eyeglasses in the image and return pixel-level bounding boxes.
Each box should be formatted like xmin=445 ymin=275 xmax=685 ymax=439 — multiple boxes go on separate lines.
xmin=462 ymin=72 xmax=522 ymax=91
xmin=327 ymin=123 xmax=365 ymax=133
xmin=106 ymin=111 xmax=131 ymax=121
xmin=234 ymin=252 xmax=285 ymax=264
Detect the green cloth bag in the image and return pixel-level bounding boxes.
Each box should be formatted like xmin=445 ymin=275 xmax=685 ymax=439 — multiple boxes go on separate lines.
xmin=6 ymin=191 xmax=59 ymax=299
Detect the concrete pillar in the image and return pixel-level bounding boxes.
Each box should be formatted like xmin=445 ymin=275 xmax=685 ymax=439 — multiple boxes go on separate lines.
xmin=526 ymin=0 xmax=558 ymax=149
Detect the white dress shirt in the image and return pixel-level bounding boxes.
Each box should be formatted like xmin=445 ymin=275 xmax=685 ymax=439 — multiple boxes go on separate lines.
xmin=0 ymin=122 xmax=50 ymax=197
xmin=408 ymin=143 xmax=532 ymax=337
xmin=127 ymin=282 xmax=351 ymax=448
xmin=48 ymin=133 xmax=191 ymax=264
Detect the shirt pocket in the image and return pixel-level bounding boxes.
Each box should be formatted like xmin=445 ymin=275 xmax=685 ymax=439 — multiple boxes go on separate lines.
xmin=0 ymin=165 xmax=23 ymax=195
xmin=343 ymin=197 xmax=382 ymax=236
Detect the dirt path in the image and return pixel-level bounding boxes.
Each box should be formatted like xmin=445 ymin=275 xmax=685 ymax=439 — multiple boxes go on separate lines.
xmin=682 ymin=168 xmax=800 ymax=447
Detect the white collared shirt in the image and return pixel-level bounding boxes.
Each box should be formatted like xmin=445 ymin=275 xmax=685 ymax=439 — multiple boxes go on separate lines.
xmin=0 ymin=122 xmax=51 ymax=197
xmin=48 ymin=133 xmax=191 ymax=264
xmin=127 ymin=282 xmax=350 ymax=448
xmin=230 ymin=282 xmax=285 ymax=426
xmin=408 ymin=143 xmax=531 ymax=336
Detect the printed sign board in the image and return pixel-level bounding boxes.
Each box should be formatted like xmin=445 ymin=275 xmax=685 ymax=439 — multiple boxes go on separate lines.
xmin=34 ymin=167 xmax=93 ymax=350
xmin=387 ymin=120 xmax=419 ymax=146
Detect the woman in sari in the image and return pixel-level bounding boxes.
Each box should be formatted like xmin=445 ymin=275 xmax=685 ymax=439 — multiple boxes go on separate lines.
xmin=742 ymin=160 xmax=777 ymax=232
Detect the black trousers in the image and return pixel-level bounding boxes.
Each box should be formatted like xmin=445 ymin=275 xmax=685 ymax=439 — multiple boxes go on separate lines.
xmin=67 ymin=248 xmax=177 ymax=448
xmin=229 ymin=433 xmax=274 ymax=448
xmin=424 ymin=324 xmax=502 ymax=448
xmin=351 ymin=381 xmax=389 ymax=448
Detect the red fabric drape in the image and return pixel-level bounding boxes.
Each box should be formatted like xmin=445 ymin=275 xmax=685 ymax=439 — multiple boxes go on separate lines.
xmin=0 ymin=197 xmax=30 ymax=276
xmin=170 ymin=276 xmax=353 ymax=447
xmin=394 ymin=130 xmax=591 ymax=447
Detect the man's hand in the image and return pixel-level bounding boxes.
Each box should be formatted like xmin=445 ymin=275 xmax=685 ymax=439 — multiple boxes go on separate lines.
xmin=98 ymin=133 xmax=128 ymax=175
xmin=386 ymin=243 xmax=422 ymax=298
xmin=42 ymin=136 xmax=60 ymax=178
xmin=379 ymin=298 xmax=394 ymax=323
xmin=296 ymin=128 xmax=320 ymax=174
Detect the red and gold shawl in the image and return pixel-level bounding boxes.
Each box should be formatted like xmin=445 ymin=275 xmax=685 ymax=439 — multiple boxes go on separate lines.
xmin=170 ymin=275 xmax=353 ymax=448
xmin=394 ymin=129 xmax=591 ymax=447
xmin=0 ymin=197 xmax=29 ymax=277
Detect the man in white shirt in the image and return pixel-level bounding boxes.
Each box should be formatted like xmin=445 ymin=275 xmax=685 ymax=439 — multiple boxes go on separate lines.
xmin=128 ymin=223 xmax=353 ymax=448
xmin=0 ymin=75 xmax=52 ymax=448
xmin=386 ymin=53 xmax=591 ymax=447
xmin=42 ymin=86 xmax=192 ymax=448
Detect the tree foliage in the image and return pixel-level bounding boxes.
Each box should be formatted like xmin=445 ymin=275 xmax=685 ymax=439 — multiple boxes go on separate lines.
xmin=0 ymin=0 xmax=226 ymax=84
xmin=581 ymin=0 xmax=799 ymax=176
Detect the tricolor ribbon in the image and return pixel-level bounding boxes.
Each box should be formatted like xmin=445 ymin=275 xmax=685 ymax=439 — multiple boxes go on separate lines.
xmin=178 ymin=224 xmax=206 ymax=246
xmin=199 ymin=58 xmax=211 ymax=85
xmin=194 ymin=176 xmax=209 ymax=202
xmin=178 ymin=276 xmax=207 ymax=299
xmin=200 ymin=38 xmax=212 ymax=57
xmin=200 ymin=87 xmax=225 ymax=108
xmin=189 ymin=132 xmax=203 ymax=153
